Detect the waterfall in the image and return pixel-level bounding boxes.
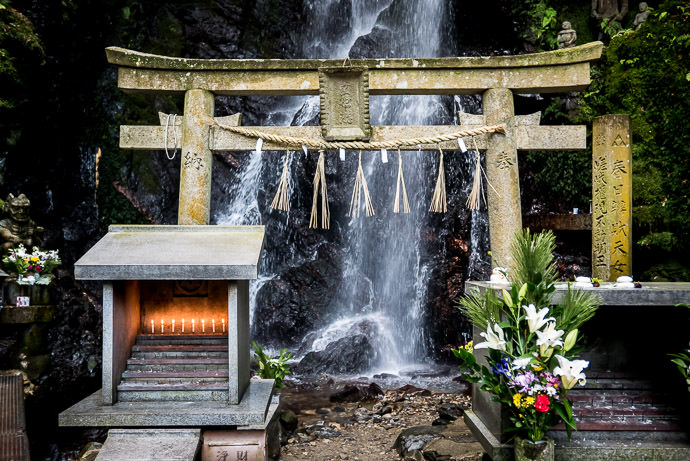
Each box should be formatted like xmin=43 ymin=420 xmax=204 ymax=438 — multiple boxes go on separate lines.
xmin=215 ymin=0 xmax=485 ymax=373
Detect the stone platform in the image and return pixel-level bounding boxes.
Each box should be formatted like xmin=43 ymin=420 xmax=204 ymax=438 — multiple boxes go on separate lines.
xmin=95 ymin=429 xmax=201 ymax=461
xmin=59 ymin=379 xmax=274 ymax=427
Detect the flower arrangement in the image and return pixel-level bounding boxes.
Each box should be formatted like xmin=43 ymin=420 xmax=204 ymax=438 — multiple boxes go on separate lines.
xmin=453 ymin=230 xmax=601 ymax=444
xmin=2 ymin=244 xmax=61 ymax=285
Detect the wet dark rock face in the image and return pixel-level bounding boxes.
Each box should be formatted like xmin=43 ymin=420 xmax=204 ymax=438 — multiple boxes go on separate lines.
xmin=254 ymin=243 xmax=345 ymax=347
xmin=297 ymin=335 xmax=377 ymax=375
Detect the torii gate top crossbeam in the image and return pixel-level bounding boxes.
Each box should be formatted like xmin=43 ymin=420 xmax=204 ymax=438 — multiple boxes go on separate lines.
xmin=106 ymin=43 xmax=603 ymax=96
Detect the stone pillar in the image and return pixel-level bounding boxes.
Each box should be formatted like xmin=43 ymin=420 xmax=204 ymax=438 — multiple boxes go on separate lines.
xmin=227 ymin=280 xmax=250 ymax=405
xmin=483 ymin=88 xmax=522 ymax=269
xmin=178 ymin=89 xmax=214 ymax=225
xmin=592 ymin=114 xmax=632 ymax=281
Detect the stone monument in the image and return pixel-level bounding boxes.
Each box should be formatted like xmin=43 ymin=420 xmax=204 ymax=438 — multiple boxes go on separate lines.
xmin=633 ymin=2 xmax=650 ymax=29
xmin=592 ymin=114 xmax=632 ymax=281
xmin=0 ymin=194 xmax=43 ymax=253
xmin=557 ymin=21 xmax=577 ymax=49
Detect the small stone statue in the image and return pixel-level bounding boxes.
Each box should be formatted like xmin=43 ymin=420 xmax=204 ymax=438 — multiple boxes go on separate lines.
xmin=633 ymin=2 xmax=650 ymax=29
xmin=592 ymin=0 xmax=629 ymax=37
xmin=557 ymin=21 xmax=577 ymax=49
xmin=592 ymin=0 xmax=629 ymax=22
xmin=0 ymin=194 xmax=43 ymax=253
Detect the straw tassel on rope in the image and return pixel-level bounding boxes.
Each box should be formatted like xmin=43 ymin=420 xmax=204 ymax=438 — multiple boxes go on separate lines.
xmin=271 ymin=150 xmax=292 ymax=211
xmin=349 ymin=151 xmax=375 ymax=218
xmin=393 ymin=149 xmax=410 ymax=214
xmin=429 ymin=147 xmax=447 ymax=213
xmin=309 ymin=150 xmax=330 ymax=229
xmin=466 ymin=141 xmax=484 ymax=210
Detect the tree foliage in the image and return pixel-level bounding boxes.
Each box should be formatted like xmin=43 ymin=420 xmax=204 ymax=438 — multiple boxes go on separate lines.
xmin=579 ymin=1 xmax=690 ymax=259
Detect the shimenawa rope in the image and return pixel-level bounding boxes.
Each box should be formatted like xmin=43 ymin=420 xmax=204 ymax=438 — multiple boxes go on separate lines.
xmin=206 ymin=115 xmax=505 ymax=150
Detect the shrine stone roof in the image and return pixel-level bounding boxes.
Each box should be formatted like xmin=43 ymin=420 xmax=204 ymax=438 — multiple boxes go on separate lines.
xmin=74 ymin=225 xmax=264 ymax=280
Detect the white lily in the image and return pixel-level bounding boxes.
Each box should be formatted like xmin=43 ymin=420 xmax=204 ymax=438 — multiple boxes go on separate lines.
xmin=512 ymin=356 xmax=532 ymax=370
xmin=536 ymin=321 xmax=564 ymax=357
xmin=554 ymin=355 xmax=589 ymax=389
xmin=474 ymin=323 xmax=507 ymax=351
xmin=523 ymin=304 xmax=555 ymax=333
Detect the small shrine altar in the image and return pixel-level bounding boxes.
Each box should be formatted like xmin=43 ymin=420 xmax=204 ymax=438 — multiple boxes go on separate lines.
xmin=59 ymin=225 xmax=279 ymax=460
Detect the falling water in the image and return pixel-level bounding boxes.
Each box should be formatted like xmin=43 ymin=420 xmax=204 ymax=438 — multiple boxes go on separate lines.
xmin=215 ymin=0 xmax=485 ymax=372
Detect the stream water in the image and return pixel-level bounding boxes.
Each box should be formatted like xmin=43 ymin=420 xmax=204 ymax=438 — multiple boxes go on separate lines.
xmin=215 ymin=0 xmax=488 ymax=375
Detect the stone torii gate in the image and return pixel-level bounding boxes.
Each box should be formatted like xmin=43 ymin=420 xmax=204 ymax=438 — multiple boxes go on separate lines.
xmin=107 ymin=42 xmax=624 ymax=275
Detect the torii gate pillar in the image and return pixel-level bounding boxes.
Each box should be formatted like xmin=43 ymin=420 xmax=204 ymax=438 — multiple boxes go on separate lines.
xmin=178 ymin=89 xmax=214 ymax=225
xmin=483 ymin=88 xmax=522 ymax=269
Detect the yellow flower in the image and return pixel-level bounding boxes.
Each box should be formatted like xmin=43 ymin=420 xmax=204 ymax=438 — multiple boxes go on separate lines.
xmin=523 ymin=396 xmax=535 ymax=407
xmin=462 ymin=341 xmax=474 ymax=353
xmin=532 ymin=363 xmax=544 ymax=372
xmin=513 ymin=394 xmax=523 ymax=408
xmin=30 ymin=256 xmax=40 ymax=262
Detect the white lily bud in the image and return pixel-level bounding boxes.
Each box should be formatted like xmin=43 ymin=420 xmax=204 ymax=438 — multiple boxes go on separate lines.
xmin=563 ymin=329 xmax=578 ymax=352
xmin=502 ymin=289 xmax=513 ymax=308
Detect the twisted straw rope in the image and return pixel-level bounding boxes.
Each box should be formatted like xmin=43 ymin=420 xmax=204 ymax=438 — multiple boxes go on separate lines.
xmin=206 ymin=116 xmax=505 ymax=150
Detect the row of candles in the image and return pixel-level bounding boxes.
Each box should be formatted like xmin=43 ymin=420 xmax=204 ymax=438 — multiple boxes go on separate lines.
xmin=149 ymin=318 xmax=225 ymax=334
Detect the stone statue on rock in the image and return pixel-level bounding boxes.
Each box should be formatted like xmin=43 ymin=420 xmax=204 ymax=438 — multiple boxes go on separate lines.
xmin=633 ymin=2 xmax=650 ymax=29
xmin=557 ymin=21 xmax=577 ymax=49
xmin=0 ymin=194 xmax=43 ymax=253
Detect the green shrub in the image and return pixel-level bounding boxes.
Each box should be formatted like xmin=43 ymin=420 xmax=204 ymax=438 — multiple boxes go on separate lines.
xmin=251 ymin=341 xmax=292 ymax=388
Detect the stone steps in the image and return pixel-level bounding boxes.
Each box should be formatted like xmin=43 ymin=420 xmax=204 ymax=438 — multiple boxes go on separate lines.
xmin=122 ymin=370 xmax=229 ymax=379
xmin=131 ymin=350 xmax=228 ymax=359
xmin=552 ymin=374 xmax=685 ymax=433
xmin=0 ymin=372 xmax=30 ymax=461
xmin=125 ymin=358 xmax=228 ymax=372
xmin=117 ymin=336 xmax=231 ymax=402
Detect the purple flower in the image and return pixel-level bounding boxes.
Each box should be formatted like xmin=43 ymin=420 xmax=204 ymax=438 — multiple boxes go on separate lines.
xmin=541 ymin=371 xmax=561 ymax=388
xmin=509 ymin=371 xmax=537 ymax=394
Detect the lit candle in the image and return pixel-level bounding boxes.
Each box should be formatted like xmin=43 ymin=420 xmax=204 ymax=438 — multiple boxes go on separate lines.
xmin=222 ymin=318 xmax=225 ymax=333
xmin=202 ymin=319 xmax=205 ymax=333
xmin=182 ymin=318 xmax=185 ymax=333
xmin=172 ymin=319 xmax=175 ymax=333
xmin=151 ymin=319 xmax=154 ymax=334
xmin=192 ymin=319 xmax=195 ymax=333
xmin=212 ymin=319 xmax=215 ymax=333
xmin=161 ymin=319 xmax=164 ymax=334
